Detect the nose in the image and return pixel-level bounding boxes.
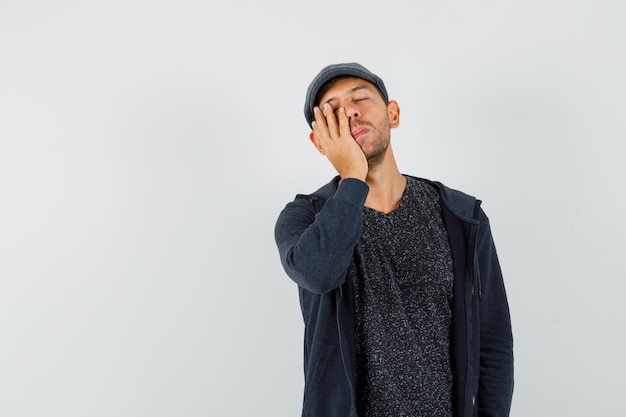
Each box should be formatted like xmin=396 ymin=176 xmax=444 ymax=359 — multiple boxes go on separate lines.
xmin=343 ymin=100 xmax=360 ymax=119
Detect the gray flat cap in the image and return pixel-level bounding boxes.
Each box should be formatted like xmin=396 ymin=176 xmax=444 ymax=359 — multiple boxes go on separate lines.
xmin=303 ymin=62 xmax=388 ymax=127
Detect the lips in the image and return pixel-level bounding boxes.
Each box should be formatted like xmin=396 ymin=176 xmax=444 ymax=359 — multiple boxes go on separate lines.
xmin=351 ymin=126 xmax=368 ymax=140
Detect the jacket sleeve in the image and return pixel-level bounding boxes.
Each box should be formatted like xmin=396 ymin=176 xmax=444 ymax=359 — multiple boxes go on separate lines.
xmin=476 ymin=211 xmax=514 ymax=417
xmin=274 ymin=178 xmax=369 ymax=294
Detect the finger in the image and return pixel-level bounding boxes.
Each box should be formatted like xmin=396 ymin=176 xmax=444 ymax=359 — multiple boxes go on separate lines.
xmin=313 ymin=107 xmax=329 ymax=131
xmin=312 ymin=106 xmax=330 ymax=140
xmin=312 ymin=106 xmax=334 ymax=154
xmin=322 ymin=103 xmax=339 ymax=138
xmin=337 ymin=107 xmax=351 ymax=138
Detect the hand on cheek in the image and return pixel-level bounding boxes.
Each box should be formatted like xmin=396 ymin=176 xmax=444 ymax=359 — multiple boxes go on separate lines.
xmin=310 ymin=104 xmax=368 ymax=181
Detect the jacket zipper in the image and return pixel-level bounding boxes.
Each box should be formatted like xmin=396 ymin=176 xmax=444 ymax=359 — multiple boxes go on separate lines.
xmin=336 ymin=285 xmax=356 ymax=415
xmin=464 ymin=200 xmax=481 ymax=414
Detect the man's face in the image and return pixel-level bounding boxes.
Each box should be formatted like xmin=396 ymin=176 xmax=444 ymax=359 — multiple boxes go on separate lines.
xmin=316 ymin=77 xmax=398 ymax=166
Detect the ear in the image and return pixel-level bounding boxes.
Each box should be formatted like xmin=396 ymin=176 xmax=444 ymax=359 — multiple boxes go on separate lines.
xmin=309 ymin=131 xmax=326 ymax=155
xmin=387 ymin=100 xmax=400 ymax=128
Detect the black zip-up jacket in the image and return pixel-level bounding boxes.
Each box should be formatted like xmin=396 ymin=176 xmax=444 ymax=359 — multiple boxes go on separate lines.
xmin=275 ymin=176 xmax=514 ymax=417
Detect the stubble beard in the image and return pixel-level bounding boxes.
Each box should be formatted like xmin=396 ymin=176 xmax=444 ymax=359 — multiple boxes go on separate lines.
xmin=361 ymin=119 xmax=391 ymax=169
xmin=364 ymin=136 xmax=389 ymax=168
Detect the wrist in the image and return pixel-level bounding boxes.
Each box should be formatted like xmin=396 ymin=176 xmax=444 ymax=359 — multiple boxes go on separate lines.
xmin=340 ymin=169 xmax=367 ymax=182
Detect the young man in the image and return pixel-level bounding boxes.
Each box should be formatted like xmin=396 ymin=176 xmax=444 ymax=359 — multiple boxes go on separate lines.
xmin=274 ymin=63 xmax=514 ymax=417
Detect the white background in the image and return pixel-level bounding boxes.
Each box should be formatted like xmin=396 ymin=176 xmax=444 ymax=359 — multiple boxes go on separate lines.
xmin=1 ymin=1 xmax=624 ymax=416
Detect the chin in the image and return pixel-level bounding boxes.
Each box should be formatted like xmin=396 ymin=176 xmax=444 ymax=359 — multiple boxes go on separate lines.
xmin=365 ymin=144 xmax=389 ymax=164
xmin=366 ymin=152 xmax=386 ymax=168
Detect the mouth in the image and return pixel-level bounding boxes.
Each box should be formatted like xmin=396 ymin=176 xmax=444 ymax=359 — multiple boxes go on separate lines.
xmin=351 ymin=126 xmax=369 ymax=141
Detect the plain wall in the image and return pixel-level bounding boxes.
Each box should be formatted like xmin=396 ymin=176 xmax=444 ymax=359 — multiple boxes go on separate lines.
xmin=1 ymin=1 xmax=624 ymax=416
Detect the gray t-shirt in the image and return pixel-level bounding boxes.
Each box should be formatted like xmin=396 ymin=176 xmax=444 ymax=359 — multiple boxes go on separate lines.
xmin=350 ymin=176 xmax=454 ymax=417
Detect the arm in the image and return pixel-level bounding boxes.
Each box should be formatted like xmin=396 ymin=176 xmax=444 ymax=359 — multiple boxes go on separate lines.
xmin=275 ymin=103 xmax=370 ymax=294
xmin=274 ymin=178 xmax=368 ymax=294
xmin=476 ymin=213 xmax=514 ymax=416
